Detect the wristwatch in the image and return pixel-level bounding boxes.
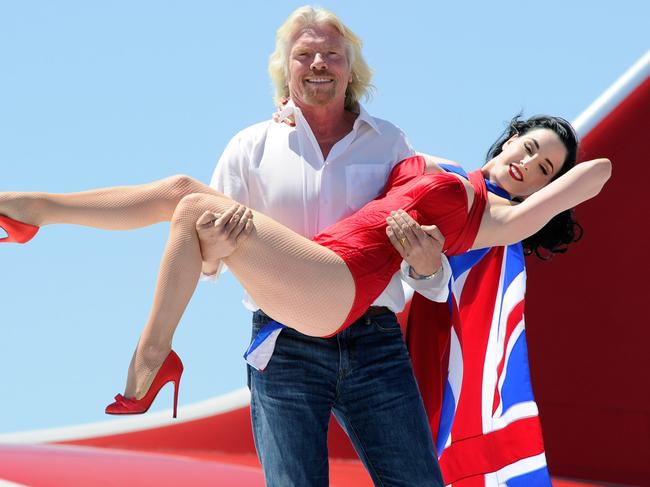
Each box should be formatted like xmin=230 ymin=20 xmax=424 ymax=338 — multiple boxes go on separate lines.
xmin=408 ymin=265 xmax=441 ymax=280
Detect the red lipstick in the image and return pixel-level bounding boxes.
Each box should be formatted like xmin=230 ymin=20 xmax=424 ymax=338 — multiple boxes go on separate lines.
xmin=509 ymin=164 xmax=523 ymax=182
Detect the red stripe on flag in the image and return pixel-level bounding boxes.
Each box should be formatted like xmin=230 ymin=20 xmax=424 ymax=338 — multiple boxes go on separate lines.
xmin=453 ymin=475 xmax=486 ymax=487
xmin=440 ymin=416 xmax=545 ymax=484
xmin=406 ymin=296 xmax=453 ymax=447
xmin=451 ymin=247 xmax=503 ymax=439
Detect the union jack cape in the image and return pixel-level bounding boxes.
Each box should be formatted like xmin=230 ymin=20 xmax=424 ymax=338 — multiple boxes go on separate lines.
xmin=407 ymin=229 xmax=551 ymax=485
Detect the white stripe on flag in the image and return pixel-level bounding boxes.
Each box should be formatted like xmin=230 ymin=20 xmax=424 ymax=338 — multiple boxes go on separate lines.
xmin=491 ymin=401 xmax=539 ymax=431
xmin=481 ymin=252 xmax=507 ymax=433
xmin=496 ymin=452 xmax=548 ymax=483
xmin=244 ymin=327 xmax=283 ymax=371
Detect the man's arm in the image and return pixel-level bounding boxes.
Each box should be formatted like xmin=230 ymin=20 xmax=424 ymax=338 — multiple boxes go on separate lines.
xmin=389 ymin=136 xmax=452 ymax=301
xmin=386 ymin=210 xmax=451 ymax=302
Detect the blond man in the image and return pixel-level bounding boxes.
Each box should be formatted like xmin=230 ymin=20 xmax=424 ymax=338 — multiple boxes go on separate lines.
xmin=205 ymin=6 xmax=448 ymax=486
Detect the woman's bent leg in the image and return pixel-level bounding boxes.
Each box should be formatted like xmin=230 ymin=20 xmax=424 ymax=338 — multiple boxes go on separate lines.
xmin=0 ymin=175 xmax=211 ymax=229
xmin=220 ymin=204 xmax=356 ymax=336
xmin=124 ymin=192 xmax=206 ymax=398
xmin=124 ymin=192 xmax=355 ymax=398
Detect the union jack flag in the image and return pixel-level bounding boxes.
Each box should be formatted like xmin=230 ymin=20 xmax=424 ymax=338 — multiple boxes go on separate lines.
xmin=407 ymin=242 xmax=551 ymax=486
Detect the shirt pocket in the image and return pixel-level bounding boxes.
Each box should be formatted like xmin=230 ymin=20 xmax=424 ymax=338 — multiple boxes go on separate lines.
xmin=345 ymin=164 xmax=390 ymax=212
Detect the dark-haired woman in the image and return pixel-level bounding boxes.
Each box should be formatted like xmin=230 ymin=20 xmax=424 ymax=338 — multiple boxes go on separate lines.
xmin=0 ymin=115 xmax=611 ymax=415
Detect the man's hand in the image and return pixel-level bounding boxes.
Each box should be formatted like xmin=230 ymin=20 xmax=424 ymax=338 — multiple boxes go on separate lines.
xmin=196 ymin=204 xmax=254 ymax=275
xmin=386 ymin=209 xmax=445 ymax=277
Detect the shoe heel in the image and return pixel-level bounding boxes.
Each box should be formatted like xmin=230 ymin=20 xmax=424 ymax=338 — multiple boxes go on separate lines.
xmin=172 ymin=378 xmax=180 ymax=419
xmin=105 ymin=349 xmax=184 ymax=417
xmin=0 ymin=215 xmax=39 ymax=244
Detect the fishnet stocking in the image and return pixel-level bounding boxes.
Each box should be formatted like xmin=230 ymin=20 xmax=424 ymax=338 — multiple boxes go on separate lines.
xmin=128 ymin=192 xmax=355 ymax=399
xmin=0 ymin=175 xmax=210 ymax=229
xmin=1 ymin=175 xmax=216 ymax=399
xmin=2 ymin=179 xmax=356 ymax=400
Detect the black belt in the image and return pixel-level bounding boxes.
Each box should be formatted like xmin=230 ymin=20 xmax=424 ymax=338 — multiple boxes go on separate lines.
xmin=364 ymin=306 xmax=392 ymax=317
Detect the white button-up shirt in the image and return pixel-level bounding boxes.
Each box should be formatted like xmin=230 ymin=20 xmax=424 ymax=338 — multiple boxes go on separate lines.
xmin=209 ymin=102 xmax=449 ymax=311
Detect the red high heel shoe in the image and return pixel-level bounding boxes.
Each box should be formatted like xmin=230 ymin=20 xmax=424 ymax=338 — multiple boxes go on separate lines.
xmin=105 ymin=350 xmax=183 ymax=418
xmin=0 ymin=215 xmax=39 ymax=243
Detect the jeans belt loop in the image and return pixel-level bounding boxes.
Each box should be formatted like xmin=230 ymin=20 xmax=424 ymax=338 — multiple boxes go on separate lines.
xmin=365 ymin=306 xmax=391 ymax=317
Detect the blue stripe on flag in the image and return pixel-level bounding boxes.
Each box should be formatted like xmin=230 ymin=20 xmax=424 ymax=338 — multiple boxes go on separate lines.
xmin=502 ymin=243 xmax=525 ymax=294
xmin=439 ymin=164 xmax=468 ymax=179
xmin=505 ymin=465 xmax=552 ymax=486
xmin=449 ymin=248 xmax=491 ymax=280
xmin=496 ymin=244 xmax=524 ymax=335
xmin=501 ymin=330 xmax=535 ymax=412
xmin=436 ymin=379 xmax=456 ymax=455
xmin=243 ymin=320 xmax=286 ymax=370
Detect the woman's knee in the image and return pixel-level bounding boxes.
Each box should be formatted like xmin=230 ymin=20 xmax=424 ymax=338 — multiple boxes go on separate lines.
xmin=174 ymin=192 xmax=229 ymax=219
xmin=162 ymin=174 xmax=203 ymax=200
xmin=171 ymin=190 xmax=235 ymax=233
xmin=174 ymin=192 xmax=211 ymax=216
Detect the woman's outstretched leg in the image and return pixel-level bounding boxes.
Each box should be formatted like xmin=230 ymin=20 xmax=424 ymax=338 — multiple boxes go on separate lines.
xmin=0 ymin=174 xmax=210 ymax=231
xmin=121 ymin=191 xmax=356 ymax=399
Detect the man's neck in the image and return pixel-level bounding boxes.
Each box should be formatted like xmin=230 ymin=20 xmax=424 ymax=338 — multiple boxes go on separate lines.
xmin=297 ymin=102 xmax=356 ymax=141
xmin=298 ymin=103 xmax=356 ymax=160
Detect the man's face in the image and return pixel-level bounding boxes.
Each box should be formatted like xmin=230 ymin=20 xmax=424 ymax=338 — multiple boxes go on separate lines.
xmin=287 ymin=23 xmax=351 ymax=109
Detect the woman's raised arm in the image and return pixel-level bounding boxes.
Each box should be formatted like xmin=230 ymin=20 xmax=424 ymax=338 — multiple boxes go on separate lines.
xmin=475 ymin=158 xmax=612 ymax=249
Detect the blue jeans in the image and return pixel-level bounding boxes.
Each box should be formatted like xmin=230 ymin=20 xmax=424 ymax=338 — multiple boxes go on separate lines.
xmin=248 ymin=310 xmax=444 ymax=487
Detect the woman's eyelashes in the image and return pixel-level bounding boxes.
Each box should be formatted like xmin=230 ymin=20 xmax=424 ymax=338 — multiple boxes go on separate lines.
xmin=524 ymin=142 xmax=549 ymax=176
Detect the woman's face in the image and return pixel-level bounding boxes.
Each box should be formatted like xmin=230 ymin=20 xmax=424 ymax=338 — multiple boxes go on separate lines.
xmin=488 ymin=128 xmax=568 ymax=198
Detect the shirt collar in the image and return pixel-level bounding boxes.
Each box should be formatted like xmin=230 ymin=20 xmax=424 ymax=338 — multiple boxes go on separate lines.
xmin=354 ymin=103 xmax=382 ymax=134
xmin=278 ymin=100 xmax=381 ymax=135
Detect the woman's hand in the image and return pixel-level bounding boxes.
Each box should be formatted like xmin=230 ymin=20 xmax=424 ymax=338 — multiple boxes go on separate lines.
xmin=272 ymin=97 xmax=295 ymax=127
xmin=386 ymin=209 xmax=445 ymax=277
xmin=196 ymin=204 xmax=254 ymax=275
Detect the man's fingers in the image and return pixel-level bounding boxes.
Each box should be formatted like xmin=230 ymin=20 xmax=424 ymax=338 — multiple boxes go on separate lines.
xmin=215 ymin=204 xmax=239 ymax=225
xmin=386 ymin=225 xmax=407 ymax=258
xmin=214 ymin=204 xmax=242 ymax=233
xmin=224 ymin=204 xmax=247 ymax=231
xmin=387 ymin=215 xmax=408 ymax=245
xmin=390 ymin=210 xmax=420 ymax=245
xmin=233 ymin=209 xmax=253 ymax=237
xmin=393 ymin=210 xmax=445 ymax=249
xmin=237 ymin=218 xmax=255 ymax=243
xmin=421 ymin=224 xmax=445 ymax=247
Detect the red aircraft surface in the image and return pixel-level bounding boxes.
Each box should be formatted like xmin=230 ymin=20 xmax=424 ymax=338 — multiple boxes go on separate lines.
xmin=1 ymin=51 xmax=648 ymax=487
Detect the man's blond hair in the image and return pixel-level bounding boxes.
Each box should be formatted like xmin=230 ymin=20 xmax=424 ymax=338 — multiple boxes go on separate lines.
xmin=268 ymin=5 xmax=373 ymax=110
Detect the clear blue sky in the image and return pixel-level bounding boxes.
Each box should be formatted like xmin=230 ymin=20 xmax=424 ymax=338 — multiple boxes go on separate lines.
xmin=0 ymin=1 xmax=647 ymax=433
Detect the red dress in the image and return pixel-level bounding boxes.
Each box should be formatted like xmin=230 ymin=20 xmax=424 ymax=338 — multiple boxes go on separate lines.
xmin=313 ymin=156 xmax=487 ymax=333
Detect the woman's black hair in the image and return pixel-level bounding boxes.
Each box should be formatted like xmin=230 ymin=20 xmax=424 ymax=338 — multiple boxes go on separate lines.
xmin=486 ymin=114 xmax=583 ymax=259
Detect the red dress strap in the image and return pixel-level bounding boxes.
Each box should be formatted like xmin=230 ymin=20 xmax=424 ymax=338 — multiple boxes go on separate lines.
xmin=445 ymin=170 xmax=488 ymax=255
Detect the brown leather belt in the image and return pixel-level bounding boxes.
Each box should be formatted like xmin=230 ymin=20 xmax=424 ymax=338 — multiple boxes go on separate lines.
xmin=364 ymin=306 xmax=392 ymax=317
